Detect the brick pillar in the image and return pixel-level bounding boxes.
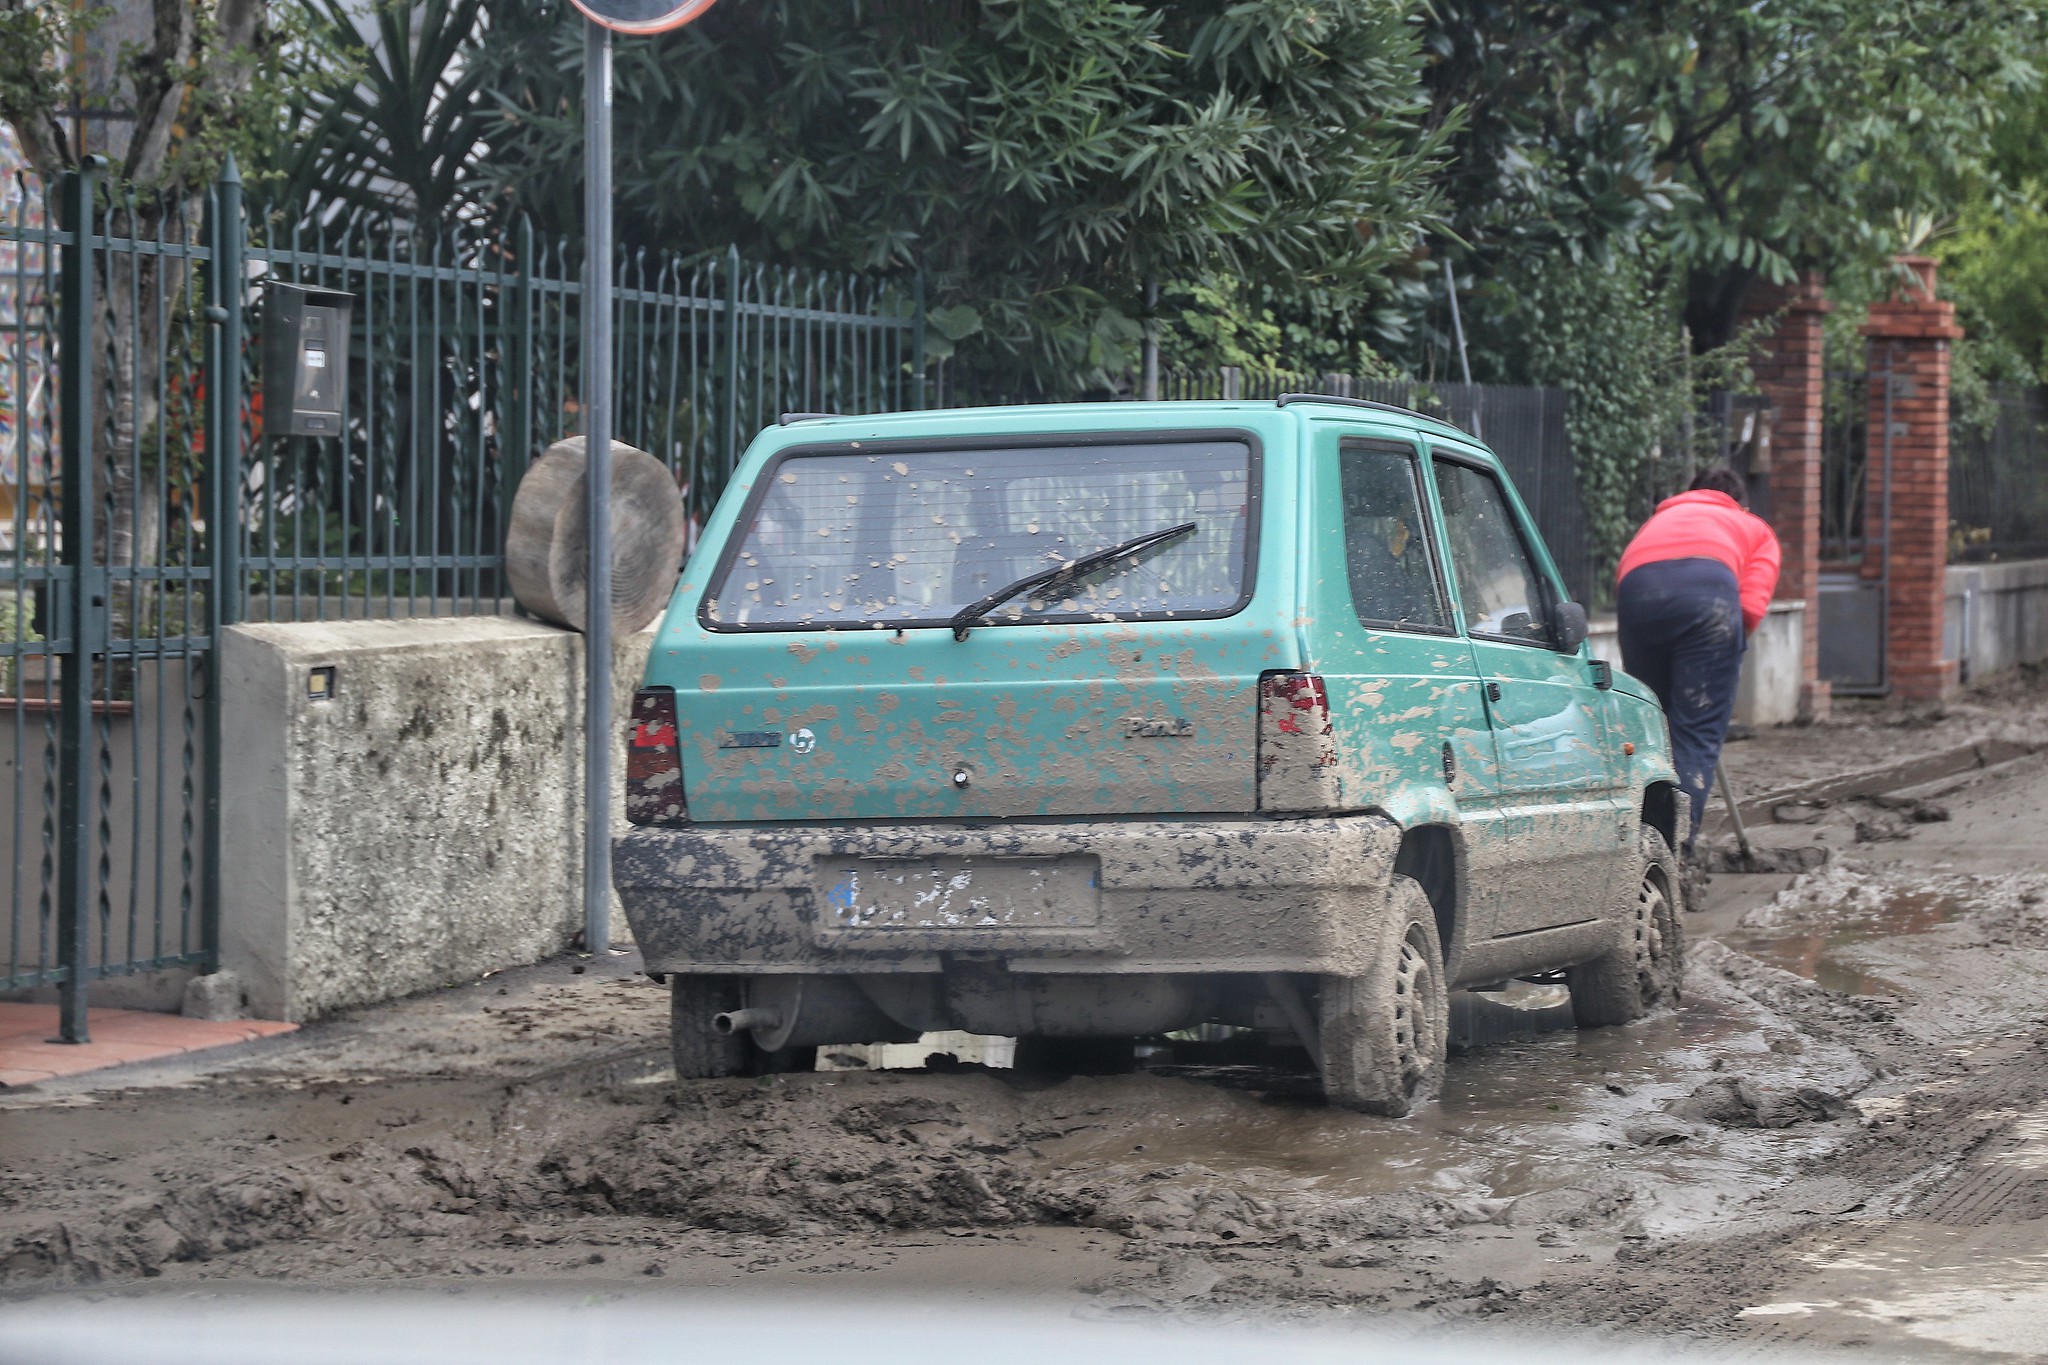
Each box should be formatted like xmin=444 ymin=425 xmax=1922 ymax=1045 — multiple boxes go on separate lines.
xmin=1863 ymin=256 xmax=1962 ymax=700
xmin=1740 ymin=274 xmax=1831 ymax=722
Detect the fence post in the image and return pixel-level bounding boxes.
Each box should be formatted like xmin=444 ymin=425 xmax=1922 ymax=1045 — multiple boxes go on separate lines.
xmin=504 ymin=217 xmax=535 ymax=534
xmin=212 ymin=158 xmax=244 ymax=630
xmin=912 ymin=270 xmax=927 ymax=409
xmin=200 ymin=157 xmax=245 ymax=979
xmin=721 ymin=244 xmax=741 ymax=477
xmin=54 ymin=158 xmax=101 ymax=1043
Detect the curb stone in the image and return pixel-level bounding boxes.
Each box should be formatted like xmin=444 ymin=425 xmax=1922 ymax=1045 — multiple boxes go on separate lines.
xmin=1711 ymin=738 xmax=2042 ymax=835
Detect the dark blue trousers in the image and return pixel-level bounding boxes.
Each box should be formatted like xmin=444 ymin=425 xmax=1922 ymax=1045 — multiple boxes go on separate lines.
xmin=1616 ymin=557 xmax=1746 ymax=853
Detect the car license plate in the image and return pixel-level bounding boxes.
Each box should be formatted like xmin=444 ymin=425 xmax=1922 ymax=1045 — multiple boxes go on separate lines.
xmin=815 ymin=854 xmax=1100 ymax=930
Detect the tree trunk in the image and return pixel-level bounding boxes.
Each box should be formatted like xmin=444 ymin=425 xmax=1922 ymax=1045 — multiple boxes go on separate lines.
xmin=1684 ymin=264 xmax=1760 ymax=354
xmin=21 ymin=0 xmax=267 ymax=661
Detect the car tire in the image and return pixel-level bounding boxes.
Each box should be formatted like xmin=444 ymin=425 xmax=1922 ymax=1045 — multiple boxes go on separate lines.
xmin=670 ymin=975 xmax=749 ymax=1079
xmin=1567 ymin=824 xmax=1684 ymax=1027
xmin=1318 ymin=875 xmax=1448 ymax=1117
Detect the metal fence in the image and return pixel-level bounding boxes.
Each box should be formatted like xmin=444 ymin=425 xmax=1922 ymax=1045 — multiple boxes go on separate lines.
xmin=1951 ymin=383 xmax=2048 ymax=563
xmin=0 ymin=161 xmax=924 ymax=1034
xmin=0 ymin=170 xmax=220 ymax=1031
xmin=240 ymin=196 xmax=923 ymax=622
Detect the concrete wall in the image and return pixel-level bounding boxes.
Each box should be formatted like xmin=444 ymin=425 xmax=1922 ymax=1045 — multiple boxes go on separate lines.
xmin=1588 ymin=599 xmax=1805 ymax=728
xmin=1946 ymin=558 xmax=2048 ymax=684
xmin=218 ymin=616 xmax=651 ymax=1022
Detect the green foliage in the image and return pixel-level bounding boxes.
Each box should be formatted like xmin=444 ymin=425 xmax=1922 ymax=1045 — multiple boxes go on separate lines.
xmin=0 ymin=591 xmax=39 ymax=694
xmin=470 ymin=0 xmax=1449 ymax=395
xmin=0 ymin=3 xmax=81 ymax=146
xmin=274 ymin=0 xmax=491 ymax=222
xmin=1419 ymin=2 xmax=1677 ymax=267
xmin=1470 ymin=249 xmax=1759 ymax=581
xmin=1417 ymin=0 xmax=2041 ymax=353
xmin=1156 ymin=277 xmax=1400 ymax=378
xmin=1626 ymin=0 xmax=2038 ymax=343
xmin=1938 ymin=77 xmax=2048 ymax=389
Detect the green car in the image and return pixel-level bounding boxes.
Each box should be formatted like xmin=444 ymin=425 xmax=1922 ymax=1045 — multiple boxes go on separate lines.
xmin=616 ymin=396 xmax=1685 ymax=1115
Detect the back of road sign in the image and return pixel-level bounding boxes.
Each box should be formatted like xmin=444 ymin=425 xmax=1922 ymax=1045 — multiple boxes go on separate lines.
xmin=570 ymin=0 xmax=717 ymax=34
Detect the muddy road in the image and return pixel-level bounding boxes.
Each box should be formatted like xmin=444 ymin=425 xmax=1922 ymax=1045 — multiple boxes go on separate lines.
xmin=8 ymin=752 xmax=2048 ymax=1360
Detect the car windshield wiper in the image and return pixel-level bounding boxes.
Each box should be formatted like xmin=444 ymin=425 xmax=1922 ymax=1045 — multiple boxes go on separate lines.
xmin=950 ymin=521 xmax=1198 ymax=641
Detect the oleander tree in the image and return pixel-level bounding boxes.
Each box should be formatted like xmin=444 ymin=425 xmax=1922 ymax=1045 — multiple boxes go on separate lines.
xmin=468 ymin=0 xmax=1452 ymax=395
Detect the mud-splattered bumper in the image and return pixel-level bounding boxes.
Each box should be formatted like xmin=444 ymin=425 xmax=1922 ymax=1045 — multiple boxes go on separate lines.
xmin=616 ymin=815 xmax=1403 ymax=975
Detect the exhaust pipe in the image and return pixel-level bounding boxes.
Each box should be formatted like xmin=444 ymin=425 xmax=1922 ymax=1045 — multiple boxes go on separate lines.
xmin=709 ymin=978 xmax=924 ymax=1052
xmin=712 ymin=1007 xmax=783 ymax=1036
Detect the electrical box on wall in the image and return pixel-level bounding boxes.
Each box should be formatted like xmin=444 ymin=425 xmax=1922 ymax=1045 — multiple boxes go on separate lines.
xmin=262 ymin=283 xmax=354 ymax=437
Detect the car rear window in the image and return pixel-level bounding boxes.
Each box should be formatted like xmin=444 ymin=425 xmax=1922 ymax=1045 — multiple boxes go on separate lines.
xmin=702 ymin=437 xmax=1256 ymax=631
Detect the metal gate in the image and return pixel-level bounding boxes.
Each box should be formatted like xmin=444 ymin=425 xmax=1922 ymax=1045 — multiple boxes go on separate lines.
xmin=1817 ymin=356 xmax=1894 ymax=695
xmin=3 ymin=163 xmax=928 ymax=1039
xmin=2 ymin=165 xmax=225 ymax=1040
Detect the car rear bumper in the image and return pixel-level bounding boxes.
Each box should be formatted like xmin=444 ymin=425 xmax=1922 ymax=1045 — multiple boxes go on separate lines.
xmin=615 ymin=814 xmax=1403 ymax=975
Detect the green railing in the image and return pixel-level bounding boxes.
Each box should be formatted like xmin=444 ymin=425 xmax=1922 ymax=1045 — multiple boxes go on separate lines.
xmin=238 ymin=183 xmax=926 ymax=621
xmin=0 ymin=158 xmax=925 ymax=1032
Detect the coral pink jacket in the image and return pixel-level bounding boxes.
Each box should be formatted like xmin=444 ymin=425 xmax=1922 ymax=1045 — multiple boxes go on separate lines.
xmin=1616 ymin=490 xmax=1782 ymax=633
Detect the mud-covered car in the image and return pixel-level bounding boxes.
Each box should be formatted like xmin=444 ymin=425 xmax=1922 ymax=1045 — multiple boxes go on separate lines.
xmin=616 ymin=397 xmax=1685 ymax=1114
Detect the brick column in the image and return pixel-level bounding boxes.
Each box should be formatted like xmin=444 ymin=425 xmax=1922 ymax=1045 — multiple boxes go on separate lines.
xmin=1740 ymin=275 xmax=1831 ymax=722
xmin=1863 ymin=256 xmax=1962 ymax=700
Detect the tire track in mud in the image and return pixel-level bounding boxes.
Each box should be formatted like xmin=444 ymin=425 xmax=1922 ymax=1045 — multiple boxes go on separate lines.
xmin=2 ymin=1062 xmax=1504 ymax=1289
xmin=4 ymin=871 xmax=1990 ymax=1303
xmin=3 ymin=940 xmax=1893 ymax=1296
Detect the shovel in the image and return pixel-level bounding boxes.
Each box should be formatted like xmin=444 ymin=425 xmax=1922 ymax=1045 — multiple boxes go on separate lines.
xmin=1713 ymin=759 xmax=1824 ymax=873
xmin=1716 ymin=760 xmax=1755 ymax=862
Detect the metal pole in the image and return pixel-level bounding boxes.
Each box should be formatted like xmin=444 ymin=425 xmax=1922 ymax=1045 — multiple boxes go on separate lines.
xmin=201 ymin=156 xmax=245 ymax=981
xmin=55 ymin=159 xmax=100 ymax=1042
xmin=1141 ymin=276 xmax=1160 ymax=402
xmin=1443 ymin=258 xmax=1479 ymax=440
xmin=911 ymin=270 xmax=927 ymax=410
xmin=582 ymin=18 xmax=614 ymax=956
xmin=1443 ymin=258 xmax=1473 ymax=387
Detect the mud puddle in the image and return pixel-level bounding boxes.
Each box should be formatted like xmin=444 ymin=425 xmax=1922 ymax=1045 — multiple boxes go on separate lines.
xmin=1724 ymin=886 xmax=1968 ymax=996
xmin=0 ymin=943 xmax=1881 ymax=1302
xmin=1717 ymin=861 xmax=2048 ymax=1048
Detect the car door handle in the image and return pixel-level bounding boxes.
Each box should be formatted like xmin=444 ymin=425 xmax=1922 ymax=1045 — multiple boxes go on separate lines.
xmin=1485 ymin=681 xmax=1502 ymax=703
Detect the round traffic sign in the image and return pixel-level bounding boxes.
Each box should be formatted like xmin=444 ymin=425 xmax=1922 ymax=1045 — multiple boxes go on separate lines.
xmin=569 ymin=0 xmax=717 ymax=34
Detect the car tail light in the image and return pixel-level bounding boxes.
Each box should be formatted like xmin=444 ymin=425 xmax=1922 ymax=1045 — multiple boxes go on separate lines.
xmin=626 ymin=686 xmax=687 ymax=826
xmin=1257 ymin=671 xmax=1342 ymax=811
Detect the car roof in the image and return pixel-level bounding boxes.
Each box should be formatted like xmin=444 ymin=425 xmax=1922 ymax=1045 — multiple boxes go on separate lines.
xmin=770 ymin=397 xmax=1476 ymax=446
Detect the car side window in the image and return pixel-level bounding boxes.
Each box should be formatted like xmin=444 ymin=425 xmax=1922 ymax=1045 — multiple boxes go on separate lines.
xmin=1339 ymin=439 xmax=1448 ymax=633
xmin=1431 ymin=456 xmax=1553 ymax=646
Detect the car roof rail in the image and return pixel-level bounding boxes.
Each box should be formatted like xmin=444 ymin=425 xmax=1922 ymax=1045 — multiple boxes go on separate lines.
xmin=778 ymin=411 xmax=844 ymax=425
xmin=1273 ymin=392 xmax=1470 ymax=437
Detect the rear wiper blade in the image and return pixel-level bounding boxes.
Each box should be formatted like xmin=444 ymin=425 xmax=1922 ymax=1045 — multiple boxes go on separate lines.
xmin=949 ymin=521 xmax=1198 ymax=642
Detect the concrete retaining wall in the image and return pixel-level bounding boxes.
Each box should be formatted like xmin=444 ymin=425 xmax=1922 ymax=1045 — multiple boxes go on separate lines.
xmin=1589 ymin=599 xmax=1805 ymax=728
xmin=218 ymin=616 xmax=651 ymax=1022
xmin=1946 ymin=558 xmax=2048 ymax=684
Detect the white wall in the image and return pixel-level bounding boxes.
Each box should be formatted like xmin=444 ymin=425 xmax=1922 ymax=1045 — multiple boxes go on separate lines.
xmin=1946 ymin=559 xmax=2048 ymax=683
xmin=1588 ymin=599 xmax=1805 ymax=728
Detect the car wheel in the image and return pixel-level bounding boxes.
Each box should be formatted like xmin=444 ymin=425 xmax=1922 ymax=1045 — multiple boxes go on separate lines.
xmin=670 ymin=975 xmax=749 ymax=1079
xmin=1567 ymin=824 xmax=1685 ymax=1027
xmin=1318 ymin=875 xmax=1448 ymax=1116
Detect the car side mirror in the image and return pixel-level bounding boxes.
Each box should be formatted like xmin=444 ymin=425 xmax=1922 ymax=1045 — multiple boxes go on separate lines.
xmin=1552 ymin=600 xmax=1589 ymax=653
